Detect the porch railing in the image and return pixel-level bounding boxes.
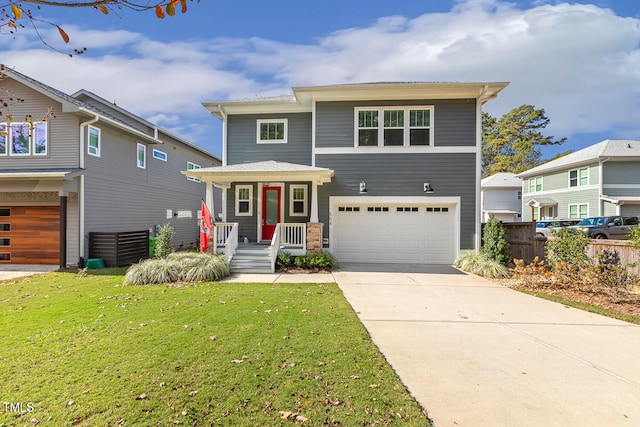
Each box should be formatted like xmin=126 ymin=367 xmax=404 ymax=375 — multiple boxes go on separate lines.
xmin=214 ymin=223 xmax=236 ymax=253
xmin=219 ymin=223 xmax=238 ymax=265
xmin=279 ymin=223 xmax=306 ymax=254
xmin=269 ymin=223 xmax=281 ymax=273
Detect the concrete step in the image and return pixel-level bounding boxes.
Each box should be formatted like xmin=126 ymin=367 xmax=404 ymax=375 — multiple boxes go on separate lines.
xmin=230 ymin=246 xmax=273 ymax=273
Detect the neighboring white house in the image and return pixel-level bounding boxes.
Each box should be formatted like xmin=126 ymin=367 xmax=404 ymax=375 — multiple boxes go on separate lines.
xmin=481 ymin=172 xmax=522 ymax=222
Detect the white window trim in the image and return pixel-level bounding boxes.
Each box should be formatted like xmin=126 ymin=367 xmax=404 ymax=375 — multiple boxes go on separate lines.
xmin=136 ymin=143 xmax=146 ymax=169
xmin=568 ymin=203 xmax=589 ymax=219
xmin=0 ymin=123 xmax=8 ymax=156
xmin=32 ymin=122 xmax=48 ymax=156
xmin=235 ymin=184 xmax=253 ymax=217
xmin=289 ymin=184 xmax=308 ymax=217
xmin=354 ymin=106 xmax=434 ymax=148
xmin=152 ymin=148 xmax=167 ymax=161
xmin=186 ymin=161 xmax=201 ymax=182
xmin=257 ymin=119 xmax=288 ymax=144
xmin=568 ymin=167 xmax=589 ymax=188
xmin=528 ymin=176 xmax=543 ymax=193
xmin=88 ymin=125 xmax=101 ymax=157
xmin=9 ymin=122 xmax=31 ymax=156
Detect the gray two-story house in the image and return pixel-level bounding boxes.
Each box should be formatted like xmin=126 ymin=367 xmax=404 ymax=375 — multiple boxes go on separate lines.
xmin=186 ymin=82 xmax=508 ymax=267
xmin=0 ymin=67 xmax=221 ymax=267
xmin=518 ymin=139 xmax=640 ymax=221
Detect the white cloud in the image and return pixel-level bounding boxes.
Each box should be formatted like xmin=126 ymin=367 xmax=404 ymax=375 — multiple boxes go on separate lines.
xmin=2 ymin=0 xmax=639 ymax=156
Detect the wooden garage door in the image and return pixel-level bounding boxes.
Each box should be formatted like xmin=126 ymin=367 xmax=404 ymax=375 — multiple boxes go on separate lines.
xmin=0 ymin=206 xmax=59 ymax=265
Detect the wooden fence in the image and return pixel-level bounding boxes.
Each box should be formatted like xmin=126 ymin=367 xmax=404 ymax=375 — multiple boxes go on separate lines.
xmin=486 ymin=222 xmax=640 ymax=274
xmin=586 ymin=240 xmax=640 ymax=276
xmin=484 ymin=222 xmax=546 ymax=264
xmin=89 ymin=230 xmax=149 ymax=267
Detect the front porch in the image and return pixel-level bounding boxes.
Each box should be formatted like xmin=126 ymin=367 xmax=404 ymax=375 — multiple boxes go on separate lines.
xmin=212 ymin=222 xmax=322 ymax=273
xmin=182 ymin=161 xmax=334 ymax=273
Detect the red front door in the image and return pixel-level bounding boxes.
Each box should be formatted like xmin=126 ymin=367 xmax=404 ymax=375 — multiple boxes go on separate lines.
xmin=261 ymin=186 xmax=281 ymax=240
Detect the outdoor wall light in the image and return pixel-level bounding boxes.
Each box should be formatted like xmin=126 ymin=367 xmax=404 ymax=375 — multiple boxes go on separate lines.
xmin=424 ymin=182 xmax=434 ymax=193
xmin=359 ymin=181 xmax=368 ymax=193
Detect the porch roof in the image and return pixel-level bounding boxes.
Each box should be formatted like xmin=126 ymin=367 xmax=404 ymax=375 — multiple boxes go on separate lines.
xmin=526 ymin=198 xmax=557 ymax=207
xmin=0 ymin=168 xmax=85 ymax=181
xmin=182 ymin=160 xmax=334 ymax=187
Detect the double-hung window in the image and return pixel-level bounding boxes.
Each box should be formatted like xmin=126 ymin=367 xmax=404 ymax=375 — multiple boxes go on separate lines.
xmin=289 ymin=185 xmax=307 ymax=216
xmin=356 ymin=106 xmax=433 ymax=147
xmin=187 ymin=162 xmax=201 ymax=182
xmin=236 ymin=185 xmax=252 ymax=216
xmin=528 ymin=177 xmax=542 ymax=193
xmin=569 ymin=168 xmax=588 ymax=187
xmin=569 ymin=203 xmax=588 ymax=219
xmin=257 ymin=119 xmax=287 ymax=144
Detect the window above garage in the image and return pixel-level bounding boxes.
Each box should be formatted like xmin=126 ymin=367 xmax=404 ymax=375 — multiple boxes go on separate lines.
xmin=355 ymin=106 xmax=433 ymax=148
xmin=0 ymin=122 xmax=48 ymax=156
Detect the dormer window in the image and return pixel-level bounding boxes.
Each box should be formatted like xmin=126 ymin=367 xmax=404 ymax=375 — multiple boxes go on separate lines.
xmin=355 ymin=106 xmax=433 ymax=147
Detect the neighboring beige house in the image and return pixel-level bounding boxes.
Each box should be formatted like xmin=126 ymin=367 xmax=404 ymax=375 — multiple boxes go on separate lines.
xmin=481 ymin=172 xmax=522 ymax=222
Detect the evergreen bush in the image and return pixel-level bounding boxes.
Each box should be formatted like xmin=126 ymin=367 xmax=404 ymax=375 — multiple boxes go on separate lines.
xmin=481 ymin=215 xmax=509 ymax=264
xmin=154 ymin=223 xmax=174 ymax=258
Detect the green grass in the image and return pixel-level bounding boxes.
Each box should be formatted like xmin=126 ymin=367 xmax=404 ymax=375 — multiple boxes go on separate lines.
xmin=517 ymin=289 xmax=640 ymax=325
xmin=0 ymin=272 xmax=430 ymax=426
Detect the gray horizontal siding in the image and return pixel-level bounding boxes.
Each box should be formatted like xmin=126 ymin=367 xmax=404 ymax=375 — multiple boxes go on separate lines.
xmin=316 ymin=153 xmax=477 ymax=250
xmin=227 ymin=113 xmax=312 ymax=165
xmin=225 ymin=183 xmax=258 ymax=242
xmin=83 ymin=125 xmax=220 ymax=254
xmin=604 ymin=161 xmax=640 ymax=184
xmin=522 ymin=187 xmax=600 ymax=221
xmin=0 ymin=79 xmax=80 ymax=169
xmin=315 ymin=99 xmax=477 ymax=148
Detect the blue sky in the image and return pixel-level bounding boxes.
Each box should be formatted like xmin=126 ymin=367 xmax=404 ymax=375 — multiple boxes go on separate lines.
xmin=2 ymin=0 xmax=639 ymax=160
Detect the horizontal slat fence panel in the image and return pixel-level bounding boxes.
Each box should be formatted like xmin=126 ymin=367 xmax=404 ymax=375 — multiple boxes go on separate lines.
xmin=89 ymin=230 xmax=149 ymax=267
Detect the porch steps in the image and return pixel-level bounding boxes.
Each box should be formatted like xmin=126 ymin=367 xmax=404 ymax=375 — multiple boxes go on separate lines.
xmin=229 ymin=245 xmax=273 ymax=274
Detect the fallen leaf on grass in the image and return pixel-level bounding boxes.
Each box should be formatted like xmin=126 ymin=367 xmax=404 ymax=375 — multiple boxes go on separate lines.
xmin=188 ymin=390 xmax=198 ymax=397
xmin=134 ymin=393 xmax=149 ymax=400
xmin=369 ymin=383 xmax=381 ymax=388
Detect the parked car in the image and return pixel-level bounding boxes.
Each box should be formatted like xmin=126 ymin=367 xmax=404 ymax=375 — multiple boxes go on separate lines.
xmin=572 ymin=216 xmax=639 ymax=239
xmin=535 ymin=219 xmax=582 ymax=237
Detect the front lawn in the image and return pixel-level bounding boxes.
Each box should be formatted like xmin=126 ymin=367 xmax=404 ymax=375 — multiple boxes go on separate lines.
xmin=1 ymin=272 xmax=430 ymax=426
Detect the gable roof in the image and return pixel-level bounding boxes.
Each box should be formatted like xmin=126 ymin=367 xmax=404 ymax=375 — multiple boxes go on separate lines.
xmin=517 ymin=139 xmax=640 ymax=178
xmin=204 ymin=81 xmax=509 ymax=119
xmin=1 ymin=65 xmax=218 ymax=160
xmin=481 ymin=172 xmax=521 ymax=188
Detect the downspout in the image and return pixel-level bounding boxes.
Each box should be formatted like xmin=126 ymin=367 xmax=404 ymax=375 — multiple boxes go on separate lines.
xmin=218 ymin=104 xmax=227 ymax=166
xmin=599 ymin=157 xmax=609 ymax=215
xmin=474 ymin=86 xmax=489 ymax=253
xmin=79 ymin=115 xmax=99 ymax=266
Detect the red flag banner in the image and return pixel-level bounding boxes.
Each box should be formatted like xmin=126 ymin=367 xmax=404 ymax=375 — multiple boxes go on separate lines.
xmin=200 ymin=200 xmax=213 ymax=252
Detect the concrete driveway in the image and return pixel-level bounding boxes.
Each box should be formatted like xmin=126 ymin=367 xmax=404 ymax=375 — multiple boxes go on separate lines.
xmin=334 ymin=263 xmax=640 ymax=427
xmin=0 ymin=264 xmax=58 ymax=280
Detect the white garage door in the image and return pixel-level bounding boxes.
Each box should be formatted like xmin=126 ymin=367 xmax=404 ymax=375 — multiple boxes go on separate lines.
xmin=332 ymin=202 xmax=456 ymax=264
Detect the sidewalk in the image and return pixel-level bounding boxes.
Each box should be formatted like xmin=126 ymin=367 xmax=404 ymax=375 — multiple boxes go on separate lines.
xmin=0 ymin=264 xmax=59 ymax=280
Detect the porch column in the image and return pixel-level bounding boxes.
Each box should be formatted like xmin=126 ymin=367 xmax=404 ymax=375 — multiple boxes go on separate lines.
xmin=205 ymin=180 xmax=214 ymax=215
xmin=221 ymin=185 xmax=227 ymax=222
xmin=310 ymin=181 xmax=319 ymax=223
xmin=59 ymin=195 xmax=67 ymax=268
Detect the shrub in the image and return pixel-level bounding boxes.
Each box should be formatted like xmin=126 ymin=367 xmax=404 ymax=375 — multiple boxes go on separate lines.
xmin=154 ymin=223 xmax=174 ymax=258
xmin=481 ymin=215 xmax=509 ymax=264
xmin=546 ymin=227 xmax=590 ymax=285
xmin=454 ymin=251 xmax=509 ymax=278
xmin=308 ymin=252 xmax=334 ymax=269
xmin=511 ymin=257 xmax=552 ymax=287
xmin=587 ymin=249 xmax=636 ymax=301
xmin=629 ymin=223 xmax=640 ymax=250
xmin=294 ymin=255 xmax=308 ymax=269
xmin=276 ymin=251 xmax=294 ymax=269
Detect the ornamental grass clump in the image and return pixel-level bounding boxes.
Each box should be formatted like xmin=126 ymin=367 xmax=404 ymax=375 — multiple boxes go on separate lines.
xmin=454 ymin=251 xmax=509 ymax=278
xmin=124 ymin=252 xmax=229 ymax=285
